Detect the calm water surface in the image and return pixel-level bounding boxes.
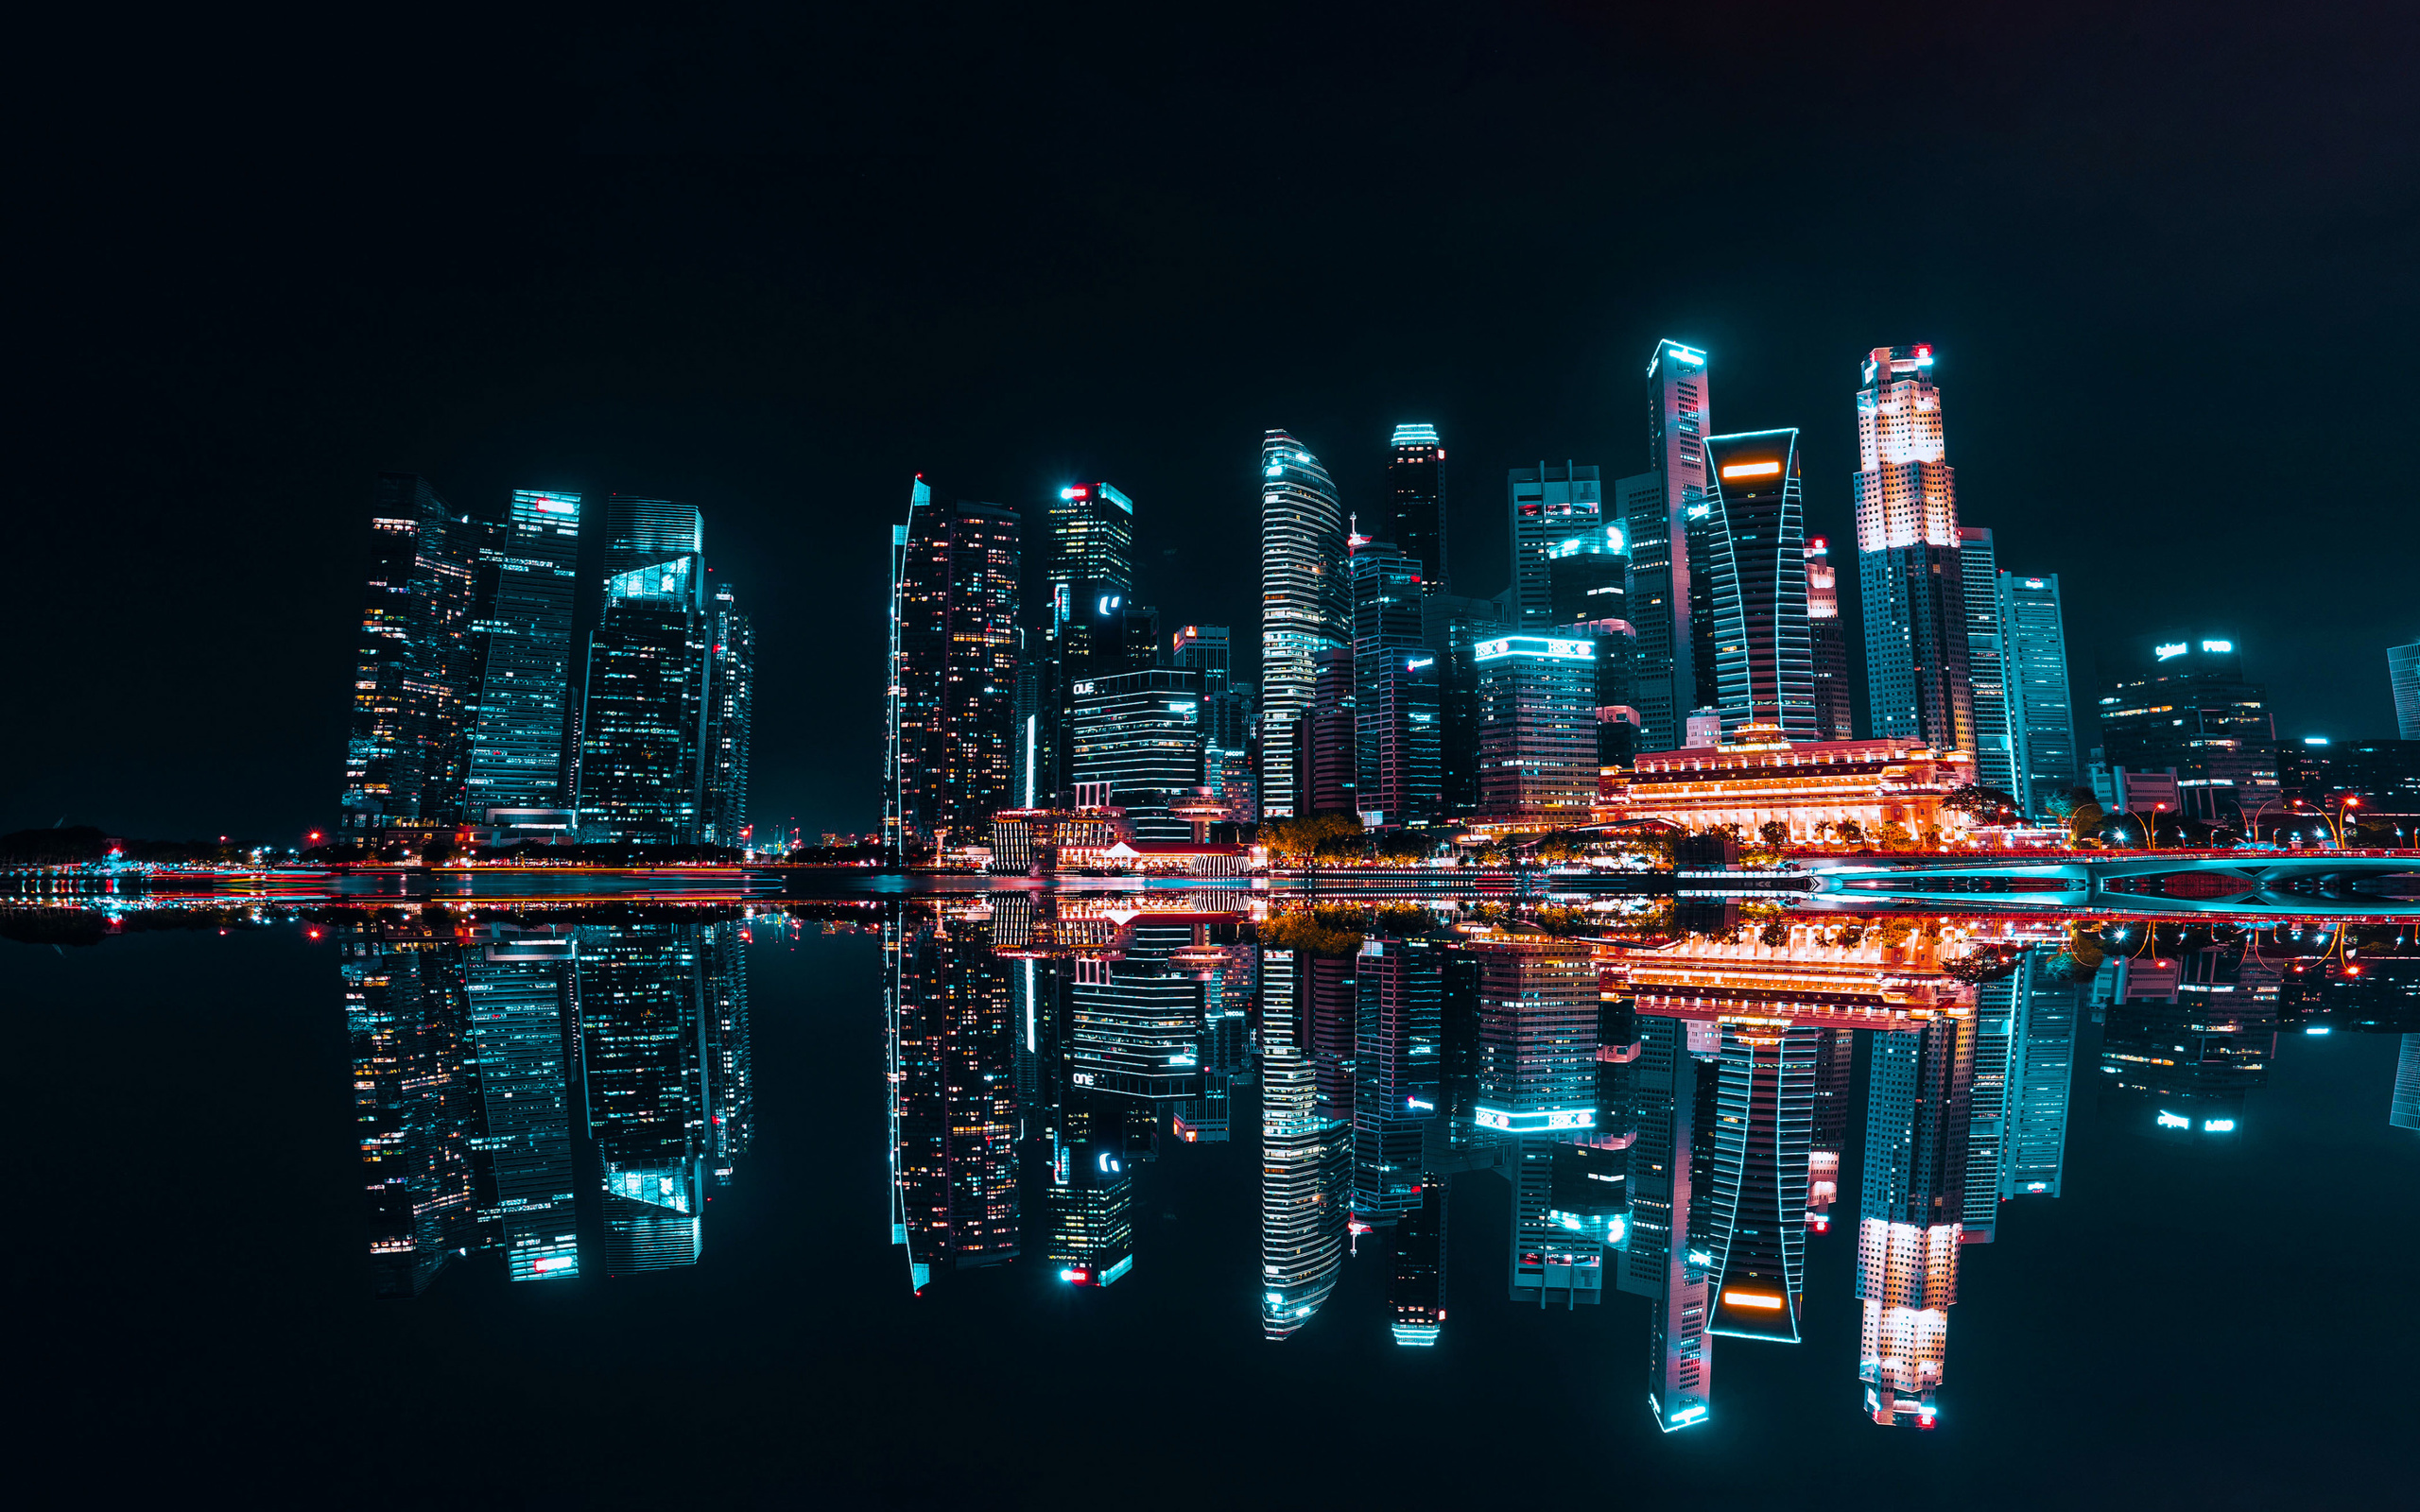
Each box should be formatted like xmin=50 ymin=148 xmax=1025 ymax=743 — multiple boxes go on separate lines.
xmin=9 ymin=895 xmax=2412 ymax=1508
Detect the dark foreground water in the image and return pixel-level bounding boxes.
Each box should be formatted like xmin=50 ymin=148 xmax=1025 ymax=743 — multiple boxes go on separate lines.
xmin=7 ymin=901 xmax=2413 ymax=1509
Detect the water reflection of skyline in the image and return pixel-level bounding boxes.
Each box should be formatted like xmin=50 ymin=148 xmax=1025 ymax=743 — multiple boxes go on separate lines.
xmin=308 ymin=890 xmax=2420 ymax=1430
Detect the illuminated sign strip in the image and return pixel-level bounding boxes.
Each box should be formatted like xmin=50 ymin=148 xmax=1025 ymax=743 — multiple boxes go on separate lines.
xmin=1719 ymin=460 xmax=1782 ymax=479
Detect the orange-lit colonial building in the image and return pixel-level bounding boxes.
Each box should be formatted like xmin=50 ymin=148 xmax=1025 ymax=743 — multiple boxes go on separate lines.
xmin=1598 ymin=730 xmax=1977 ymax=843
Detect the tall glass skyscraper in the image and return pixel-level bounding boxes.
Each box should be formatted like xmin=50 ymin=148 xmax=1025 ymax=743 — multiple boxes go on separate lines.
xmin=1261 ymin=1040 xmax=1348 ymax=1338
xmin=1959 ymin=526 xmax=2014 ymax=794
xmin=1621 ymin=1013 xmax=1717 ymax=1431
xmin=1701 ymin=430 xmax=1815 ymax=739
xmin=464 ymin=489 xmax=584 ymax=823
xmin=1806 ymin=538 xmax=1855 ymax=740
xmin=1703 ymin=1022 xmax=1819 ymax=1341
xmin=1071 ymin=668 xmax=1203 ymax=840
xmin=1259 ymin=432 xmax=1347 ymax=818
xmin=579 ymin=507 xmax=713 ymax=846
xmin=1351 ymin=938 xmax=1442 ymax=1227
xmin=1506 ymin=460 xmax=1604 ymax=627
xmin=1351 ymin=542 xmax=1441 ymax=826
xmin=1618 ymin=340 xmax=1711 ymax=752
xmin=1858 ymin=1012 xmax=1974 ymax=1428
xmin=1856 ymin=345 xmax=1974 ymax=755
xmin=580 ymin=925 xmax=709 ymax=1273
xmin=1997 ymin=571 xmax=2082 ymax=816
xmin=340 ymin=472 xmax=484 ymax=838
xmin=469 ymin=927 xmax=582 ymax=1281
xmin=887 ymin=480 xmax=1022 ymax=855
xmin=1998 ymin=955 xmax=2078 ymax=1198
xmin=888 ymin=910 xmax=1020 ymax=1288
xmin=1387 ymin=423 xmax=1447 ymax=593
xmin=700 ymin=580 xmax=754 ymax=848
xmin=1475 ymin=634 xmax=1598 ymax=822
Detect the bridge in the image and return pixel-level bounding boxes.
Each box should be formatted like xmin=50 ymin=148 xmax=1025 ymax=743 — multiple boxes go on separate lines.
xmin=1799 ymin=851 xmax=2420 ymax=917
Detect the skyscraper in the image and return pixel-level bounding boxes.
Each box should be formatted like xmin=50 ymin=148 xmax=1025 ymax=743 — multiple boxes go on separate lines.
xmin=1351 ymin=542 xmax=1441 ymax=826
xmin=1047 ymin=481 xmax=1136 ymax=676
xmin=1856 ymin=344 xmax=1974 ymax=755
xmin=887 ymin=480 xmax=1021 ymax=856
xmin=1806 ymin=538 xmax=1855 ymax=740
xmin=1352 ymin=937 xmax=1443 ymax=1227
xmin=1262 ymin=1041 xmax=1349 ymax=1338
xmin=1998 ymin=572 xmax=2083 ymax=816
xmin=1858 ymin=1011 xmax=1974 ymax=1428
xmin=2096 ymin=636 xmax=2278 ymax=823
xmin=1999 ymin=954 xmax=2078 ymax=1198
xmin=1507 ymin=461 xmax=1605 ymax=627
xmin=1701 ymin=430 xmax=1815 ymax=740
xmin=1475 ymin=633 xmax=1599 ymax=822
xmin=1259 ymin=433 xmax=1348 ymax=819
xmin=1703 ymin=1022 xmax=1819 ymax=1341
xmin=2390 ymin=639 xmax=2420 ymax=740
xmin=1387 ymin=423 xmax=1448 ymax=593
xmin=1960 ymin=526 xmax=2014 ymax=794
xmin=1388 ymin=1180 xmax=1448 ymax=1346
xmin=889 ymin=910 xmax=1020 ymax=1287
xmin=700 ymin=580 xmax=754 ymax=848
xmin=340 ymin=472 xmax=484 ymax=840
xmin=2393 ymin=1036 xmax=2420 ymax=1132
xmin=1071 ymin=667 xmax=1202 ymax=840
xmin=1622 ymin=1012 xmax=1717 ymax=1431
xmin=469 ymin=926 xmax=582 ymax=1280
xmin=579 ymin=507 xmax=713 ymax=846
xmin=1618 ymin=339 xmax=1711 ymax=753
xmin=462 ymin=489 xmax=587 ymax=830
xmin=345 ymin=930 xmax=484 ymax=1297
xmin=1168 ymin=623 xmax=1231 ymax=696
xmin=579 ymin=925 xmax=709 ymax=1273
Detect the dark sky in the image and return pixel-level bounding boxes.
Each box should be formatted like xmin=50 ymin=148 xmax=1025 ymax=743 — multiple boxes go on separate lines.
xmin=10 ymin=1 xmax=2417 ymax=841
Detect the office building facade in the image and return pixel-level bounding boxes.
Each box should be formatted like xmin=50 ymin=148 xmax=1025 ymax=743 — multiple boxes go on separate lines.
xmin=1959 ymin=526 xmax=2014 ymax=794
xmin=1351 ymin=542 xmax=1442 ymax=826
xmin=1855 ymin=345 xmax=1974 ymax=755
xmin=1701 ymin=430 xmax=1816 ymax=740
xmin=1806 ymin=538 xmax=1855 ymax=740
xmin=1262 ymin=1040 xmax=1349 ymax=1338
xmin=463 ymin=489 xmax=585 ymax=826
xmin=1858 ymin=1011 xmax=1974 ymax=1428
xmin=2095 ymin=635 xmax=2278 ymax=823
xmin=1260 ymin=433 xmax=1348 ymax=818
xmin=887 ymin=481 xmax=1022 ymax=855
xmin=1997 ymin=571 xmax=2083 ymax=816
xmin=1387 ymin=423 xmax=1448 ymax=593
xmin=340 ymin=472 xmax=485 ymax=839
xmin=1618 ymin=339 xmax=1711 ymax=752
xmin=1352 ymin=938 xmax=1443 ymax=1226
xmin=1072 ymin=668 xmax=1202 ymax=841
xmin=579 ymin=593 xmax=711 ymax=845
xmin=701 ymin=581 xmax=754 ymax=848
xmin=2394 ymin=640 xmax=2420 ymax=740
xmin=1507 ymin=461 xmax=1605 ymax=627
xmin=1475 ymin=634 xmax=1603 ymax=824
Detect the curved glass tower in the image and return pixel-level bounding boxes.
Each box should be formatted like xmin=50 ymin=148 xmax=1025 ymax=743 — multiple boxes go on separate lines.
xmin=1259 ymin=432 xmax=1346 ymax=818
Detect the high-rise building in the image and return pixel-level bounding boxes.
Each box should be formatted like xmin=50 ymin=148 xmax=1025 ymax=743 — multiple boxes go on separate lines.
xmin=1047 ymin=480 xmax=1136 ymax=676
xmin=700 ymin=580 xmax=754 ymax=848
xmin=1960 ymin=526 xmax=2014 ymax=795
xmin=2393 ymin=1036 xmax=2420 ymax=1132
xmin=1618 ymin=339 xmax=1711 ymax=753
xmin=345 ymin=931 xmax=485 ymax=1297
xmin=578 ymin=593 xmax=712 ymax=844
xmin=1700 ymin=430 xmax=1815 ymax=740
xmin=1507 ymin=461 xmax=1604 ymax=628
xmin=579 ymin=925 xmax=709 ymax=1272
xmin=1046 ymin=1143 xmax=1135 ymax=1286
xmin=2389 ymin=639 xmax=2420 ymax=740
xmin=887 ymin=480 xmax=1022 ymax=856
xmin=888 ymin=910 xmax=1020 ymax=1288
xmin=1855 ymin=344 xmax=1974 ymax=755
xmin=1703 ymin=1022 xmax=1819 ymax=1341
xmin=1622 ymin=1012 xmax=1717 ymax=1431
xmin=1858 ymin=1010 xmax=1974 ymax=1428
xmin=1260 ymin=434 xmax=1348 ymax=819
xmin=462 ymin=489 xmax=586 ymax=830
xmin=340 ymin=473 xmax=485 ymax=839
xmin=1388 ymin=1179 xmax=1447 ymax=1345
xmin=1352 ymin=937 xmax=1443 ymax=1226
xmin=2096 ymin=635 xmax=2278 ymax=823
xmin=1168 ymin=624 xmax=1231 ymax=696
xmin=1071 ymin=667 xmax=1202 ymax=841
xmin=1998 ymin=572 xmax=2083 ymax=816
xmin=1475 ymin=634 xmax=1599 ymax=823
xmin=1806 ymin=539 xmax=1855 ymax=740
xmin=1387 ymin=424 xmax=1448 ymax=593
xmin=1261 ymin=1040 xmax=1349 ymax=1338
xmin=468 ymin=927 xmax=582 ymax=1281
xmin=1808 ymin=1026 xmax=1852 ymax=1229
xmin=2000 ymin=954 xmax=2078 ymax=1198
xmin=1351 ymin=542 xmax=1441 ymax=826
xmin=1423 ymin=593 xmax=1512 ymax=819
xmin=1297 ymin=646 xmax=1358 ymax=817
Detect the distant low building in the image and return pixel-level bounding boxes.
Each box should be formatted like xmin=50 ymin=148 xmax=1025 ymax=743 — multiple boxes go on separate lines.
xmin=987 ymin=807 xmax=1130 ymax=874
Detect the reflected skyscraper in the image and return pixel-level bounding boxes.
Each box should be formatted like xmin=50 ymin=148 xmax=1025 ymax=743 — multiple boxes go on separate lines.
xmin=346 ymin=929 xmax=484 ymax=1297
xmin=1622 ymin=1012 xmax=1717 ymax=1431
xmin=2394 ymin=1036 xmax=2420 ymax=1131
xmin=470 ymin=926 xmax=582 ymax=1281
xmin=889 ymin=908 xmax=1020 ymax=1290
xmin=1389 ymin=1179 xmax=1447 ymax=1345
xmin=703 ymin=919 xmax=755 ymax=1183
xmin=2000 ymin=956 xmax=2078 ymax=1197
xmin=580 ymin=925 xmax=709 ymax=1273
xmin=1352 ymin=937 xmax=1443 ymax=1226
xmin=1703 ymin=1022 xmax=1818 ymax=1340
xmin=1858 ymin=1010 xmax=1975 ymax=1428
xmin=1262 ymin=1040 xmax=1348 ymax=1338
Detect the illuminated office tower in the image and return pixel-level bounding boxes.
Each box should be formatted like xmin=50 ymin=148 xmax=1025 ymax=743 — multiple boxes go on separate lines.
xmin=1169 ymin=624 xmax=1232 ymax=696
xmin=578 ymin=595 xmax=711 ymax=844
xmin=1998 ymin=572 xmax=2083 ymax=816
xmin=1856 ymin=345 xmax=1974 ymax=755
xmin=1475 ymin=634 xmax=1599 ymax=822
xmin=1260 ymin=432 xmax=1348 ymax=818
xmin=2000 ymin=956 xmax=2078 ymax=1197
xmin=2097 ymin=636 xmax=2278 ymax=824
xmin=1962 ymin=971 xmax=2014 ymax=1244
xmin=1069 ymin=934 xmax=1205 ymax=1134
xmin=700 ymin=581 xmax=754 ymax=848
xmin=2394 ymin=640 xmax=2420 ymax=740
xmin=1959 ymin=527 xmax=2014 ymax=794
xmin=1621 ymin=1013 xmax=1717 ymax=1432
xmin=2394 ymin=1036 xmax=2420 ymax=1131
xmin=888 ymin=911 xmax=1020 ymax=1291
xmin=345 ymin=934 xmax=483 ymax=1297
xmin=468 ymin=927 xmax=582 ymax=1281
xmin=1072 ymin=667 xmax=1203 ymax=840
xmin=1508 ymin=461 xmax=1605 ymax=627
xmin=1298 ymin=647 xmax=1358 ymax=817
xmin=1806 ymin=539 xmax=1855 ymax=740
xmin=340 ymin=472 xmax=484 ymax=839
xmin=1858 ymin=1012 xmax=1975 ymax=1428
xmin=459 ymin=488 xmax=585 ymax=828
xmin=1351 ymin=543 xmax=1441 ymax=826
xmin=579 ymin=926 xmax=709 ymax=1273
xmin=1703 ymin=1022 xmax=1819 ymax=1340
xmin=701 ymin=920 xmax=754 ymax=1185
xmin=1700 ymin=431 xmax=1816 ymax=740
xmin=1389 ymin=1179 xmax=1447 ymax=1345
xmin=1352 ymin=938 xmax=1443 ymax=1226
xmin=1616 ymin=340 xmax=1711 ymax=752
xmin=1046 ymin=1142 xmax=1134 ymax=1287
xmin=887 ymin=480 xmax=1022 ymax=856
xmin=1047 ymin=480 xmax=1136 ymax=678
xmin=1262 ymin=1041 xmax=1349 ymax=1338
xmin=2095 ymin=946 xmax=2278 ymax=1134
xmin=1807 ymin=1026 xmax=1851 ymax=1229
xmin=1387 ymin=424 xmax=1448 ymax=593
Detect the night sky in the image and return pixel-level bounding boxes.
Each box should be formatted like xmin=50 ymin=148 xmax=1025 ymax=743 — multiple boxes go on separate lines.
xmin=12 ymin=2 xmax=2416 ymax=841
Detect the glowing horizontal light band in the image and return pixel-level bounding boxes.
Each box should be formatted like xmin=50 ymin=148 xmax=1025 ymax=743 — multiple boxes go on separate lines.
xmin=1474 ymin=636 xmax=1595 ymax=663
xmin=1721 ymin=1291 xmax=1785 ymax=1310
xmin=1720 ymin=460 xmax=1782 ymax=479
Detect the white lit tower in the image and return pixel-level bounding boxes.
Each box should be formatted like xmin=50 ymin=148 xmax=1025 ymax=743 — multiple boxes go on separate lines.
xmin=1259 ymin=432 xmax=1348 ymax=819
xmin=1857 ymin=1010 xmax=1975 ymax=1429
xmin=1855 ymin=345 xmax=1974 ymax=755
